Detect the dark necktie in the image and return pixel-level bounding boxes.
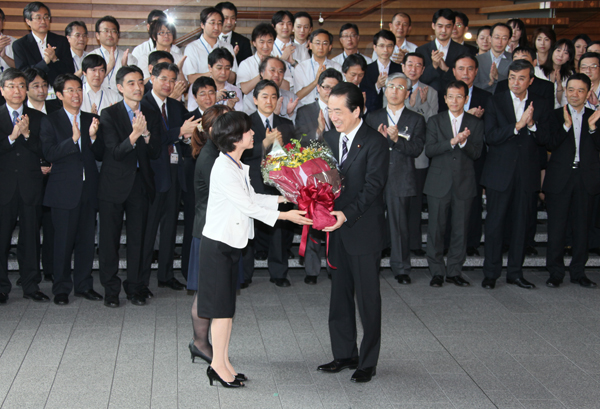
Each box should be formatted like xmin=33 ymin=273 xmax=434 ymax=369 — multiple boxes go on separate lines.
xmin=12 ymin=111 xmax=19 ymax=125
xmin=340 ymin=134 xmax=349 ymax=166
xmin=265 ymin=118 xmax=271 ymax=132
xmin=161 ymin=103 xmax=168 ymax=129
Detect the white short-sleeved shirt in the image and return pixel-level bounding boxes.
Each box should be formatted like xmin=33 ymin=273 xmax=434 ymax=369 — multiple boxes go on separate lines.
xmin=236 ymin=53 xmax=263 ymax=90
xmin=187 ymin=81 xmax=243 ymax=112
xmin=1 ymin=34 xmax=16 ymax=73
xmin=243 ymin=88 xmax=298 ymax=123
xmin=371 ymin=38 xmax=417 ymax=61
xmin=80 ymin=82 xmax=123 ymax=115
xmin=332 ymin=51 xmax=372 ymax=66
xmin=132 ymin=39 xmax=183 ymax=79
xmin=87 ymin=46 xmax=138 ymax=90
xmin=182 ymin=35 xmax=238 ymax=80
xmin=294 ymin=57 xmax=342 ymax=107
xmin=271 ymin=38 xmax=309 ymax=92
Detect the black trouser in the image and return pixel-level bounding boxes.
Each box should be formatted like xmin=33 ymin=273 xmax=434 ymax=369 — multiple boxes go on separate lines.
xmin=408 ymin=168 xmax=427 ymax=251
xmin=180 ymin=156 xmax=196 ymax=280
xmin=386 ymin=192 xmax=411 ymax=276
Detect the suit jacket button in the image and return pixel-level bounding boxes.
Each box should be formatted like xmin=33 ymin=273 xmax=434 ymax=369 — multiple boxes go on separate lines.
xmin=16 ymin=153 xmax=20 ymax=156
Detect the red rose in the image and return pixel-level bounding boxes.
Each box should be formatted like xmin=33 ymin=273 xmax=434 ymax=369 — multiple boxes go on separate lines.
xmin=285 ymin=143 xmax=294 ymax=150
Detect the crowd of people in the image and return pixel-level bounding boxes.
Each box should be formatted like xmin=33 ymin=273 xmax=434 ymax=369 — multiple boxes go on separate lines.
xmin=2 ymin=0 xmax=600 ymax=385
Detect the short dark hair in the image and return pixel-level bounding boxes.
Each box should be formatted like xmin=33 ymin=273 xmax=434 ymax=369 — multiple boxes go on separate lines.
xmin=373 ymin=29 xmax=396 ymax=46
xmin=200 ymin=7 xmax=223 ymax=26
xmin=95 ymin=15 xmax=120 ymax=34
xmin=567 ymin=73 xmax=592 ymax=91
xmin=573 ymin=34 xmax=592 ymax=49
xmin=253 ymin=79 xmax=279 ymax=99
xmin=329 ymin=82 xmax=364 ymax=115
xmin=0 ymin=8 xmax=5 ymax=21
xmin=391 ymin=12 xmax=411 ymax=26
xmin=342 ymin=54 xmax=367 ymax=73
xmin=454 ymin=11 xmax=469 ymax=27
xmin=212 ymin=111 xmax=253 ymax=153
xmin=445 ymin=80 xmax=468 ymax=96
xmin=23 ymin=2 xmax=50 ymax=21
xmin=402 ymin=52 xmax=426 ymax=66
xmin=151 ymin=62 xmax=179 ymax=77
xmin=149 ymin=18 xmax=177 ymax=47
xmin=318 ymin=68 xmax=343 ymax=86
xmin=339 ymin=23 xmax=359 ymax=37
xmin=116 ymin=65 xmax=143 ymax=86
xmin=252 ymin=23 xmax=277 ymax=43
xmin=258 ymin=56 xmax=286 ymax=75
xmin=192 ymin=77 xmax=217 ymax=96
xmin=508 ymin=59 xmax=534 ymax=78
xmin=579 ymin=51 xmax=600 ymax=69
xmin=432 ymin=8 xmax=455 ymax=25
xmin=309 ymin=29 xmax=333 ymax=44
xmin=82 ymin=54 xmax=107 ymax=72
xmin=148 ymin=9 xmax=166 ymax=22
xmin=0 ymin=68 xmax=27 ymax=88
xmin=513 ymin=46 xmax=537 ymax=60
xmin=54 ymin=73 xmax=82 ymax=95
xmin=490 ymin=22 xmax=513 ymax=41
xmin=24 ymin=67 xmax=48 ymax=88
xmin=587 ymin=41 xmax=600 ymax=51
xmin=208 ymin=47 xmax=234 ymax=67
xmin=215 ymin=2 xmax=237 ymax=16
xmin=148 ymin=50 xmax=174 ymax=66
xmin=65 ymin=21 xmax=87 ymax=37
xmin=477 ymin=25 xmax=491 ymax=37
xmin=294 ymin=12 xmax=312 ymax=27
xmin=271 ymin=10 xmax=294 ymax=27
xmin=454 ymin=53 xmax=478 ymax=69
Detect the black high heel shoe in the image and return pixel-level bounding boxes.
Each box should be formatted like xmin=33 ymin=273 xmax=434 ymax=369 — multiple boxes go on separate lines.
xmin=189 ymin=339 xmax=211 ymax=364
xmin=207 ymin=366 xmax=245 ymax=388
xmin=234 ymin=373 xmax=248 ymax=381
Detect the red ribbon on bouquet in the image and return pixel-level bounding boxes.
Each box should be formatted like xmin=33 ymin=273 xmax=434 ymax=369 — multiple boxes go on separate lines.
xmin=297 ymin=183 xmax=337 ymax=269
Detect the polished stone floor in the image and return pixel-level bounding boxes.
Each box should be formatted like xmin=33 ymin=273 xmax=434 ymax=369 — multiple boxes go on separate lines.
xmin=1 ymin=267 xmax=600 ymax=409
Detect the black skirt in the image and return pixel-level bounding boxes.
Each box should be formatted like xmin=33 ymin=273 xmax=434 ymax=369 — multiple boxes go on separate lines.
xmin=196 ymin=236 xmax=242 ymax=318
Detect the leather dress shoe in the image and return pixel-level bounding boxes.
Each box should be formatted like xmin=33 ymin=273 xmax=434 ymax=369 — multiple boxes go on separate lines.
xmin=127 ymin=293 xmax=146 ymax=306
xmin=564 ymin=246 xmax=573 ymax=256
xmin=411 ymin=249 xmax=426 ymax=256
xmin=546 ymin=278 xmax=562 ymax=288
xmin=446 ymin=276 xmax=470 ymax=287
xmin=525 ymin=245 xmax=538 ymax=256
xmin=571 ymin=277 xmax=597 ymax=288
xmin=381 ymin=248 xmax=391 ymax=258
xmin=240 ymin=279 xmax=252 ymax=289
xmin=507 ymin=277 xmax=536 ymax=289
xmin=43 ymin=274 xmax=54 ymax=282
xmin=430 ymin=275 xmax=443 ymax=287
xmin=74 ymin=289 xmax=103 ymax=301
xmin=395 ymin=274 xmax=411 ymax=285
xmin=317 ymin=357 xmax=359 ymax=373
xmin=466 ymin=247 xmax=480 ymax=256
xmin=287 ymin=250 xmax=295 ymax=259
xmin=151 ymin=250 xmax=159 ymax=263
xmin=443 ymin=248 xmax=449 ymax=256
xmin=351 ymin=367 xmax=376 ymax=383
xmin=502 ymin=244 xmax=510 ymax=254
xmin=270 ymin=278 xmax=291 ymax=287
xmin=23 ymin=291 xmax=50 ymax=302
xmin=255 ymin=251 xmax=268 ymax=261
xmin=140 ymin=287 xmax=154 ymax=299
xmin=54 ymin=293 xmax=69 ymax=305
xmin=158 ymin=278 xmax=185 ymax=291
xmin=304 ymin=276 xmax=317 ymax=285
xmin=0 ymin=292 xmax=8 ymax=304
xmin=104 ymin=296 xmax=120 ymax=308
xmin=481 ymin=278 xmax=496 ymax=289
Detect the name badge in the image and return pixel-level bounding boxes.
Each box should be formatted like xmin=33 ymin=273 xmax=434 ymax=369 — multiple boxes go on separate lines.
xmin=170 ymin=152 xmax=179 ymax=164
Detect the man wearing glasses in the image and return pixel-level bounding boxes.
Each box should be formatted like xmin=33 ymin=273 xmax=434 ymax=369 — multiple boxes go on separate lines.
xmin=65 ymin=21 xmax=88 ymax=79
xmin=332 ymin=24 xmax=371 ymax=66
xmin=475 ymin=23 xmax=513 ymax=94
xmin=12 ymin=2 xmax=75 ymax=86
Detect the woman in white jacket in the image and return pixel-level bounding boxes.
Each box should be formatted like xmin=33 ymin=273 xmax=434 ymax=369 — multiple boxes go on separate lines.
xmin=198 ymin=111 xmax=312 ymax=388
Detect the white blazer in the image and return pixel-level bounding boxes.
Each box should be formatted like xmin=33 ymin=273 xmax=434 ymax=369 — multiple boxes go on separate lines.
xmin=203 ymin=153 xmax=280 ymax=248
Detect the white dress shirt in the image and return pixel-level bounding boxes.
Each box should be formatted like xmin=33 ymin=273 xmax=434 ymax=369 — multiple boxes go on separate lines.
xmin=586 ymin=83 xmax=600 ymax=110
xmin=27 ymin=99 xmax=46 ymax=114
xmin=88 ymin=46 xmax=138 ymax=90
xmin=243 ymin=88 xmax=298 ymax=123
xmin=318 ymin=98 xmax=331 ymax=132
xmin=564 ymin=104 xmax=585 ymax=162
xmin=490 ymin=49 xmax=507 ymax=68
xmin=332 ymin=51 xmax=372 ymax=66
xmin=1 ymin=34 xmax=16 ymax=72
xmin=80 ymin=82 xmax=122 ymax=115
xmin=271 ymin=38 xmax=310 ymax=93
xmin=32 ymin=32 xmax=47 ymax=58
xmin=235 ymin=53 xmax=263 ymax=90
xmin=294 ymin=57 xmax=342 ymax=107
xmin=6 ymin=104 xmax=24 ymax=145
xmin=339 ymin=119 xmax=363 ymax=163
xmin=510 ymin=90 xmax=537 ymax=134
xmin=202 ymin=153 xmax=279 ymax=248
xmin=534 ymin=66 xmax=568 ymax=108
xmin=132 ymin=40 xmax=183 ymax=79
xmin=375 ymin=59 xmax=391 ymax=94
xmin=448 ymin=110 xmax=466 ymax=148
xmin=257 ymin=111 xmax=275 ymax=130
xmin=372 ymin=38 xmax=417 ymax=61
xmin=183 ymin=35 xmax=238 ymax=79
xmin=435 ymin=39 xmax=450 ymax=61
xmin=71 ymin=49 xmax=88 ymax=74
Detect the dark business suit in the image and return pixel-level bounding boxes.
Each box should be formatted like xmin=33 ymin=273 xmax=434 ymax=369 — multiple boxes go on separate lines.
xmin=360 ymin=61 xmax=402 ymax=113
xmin=140 ymin=92 xmax=190 ymax=286
xmin=13 ymin=32 xmax=75 ymax=85
xmin=241 ymin=112 xmax=295 ymax=281
xmin=481 ymin=90 xmax=550 ymax=281
xmin=539 ymin=107 xmax=600 ymax=281
xmin=97 ymin=101 xmax=161 ymax=298
xmin=0 ymin=105 xmax=45 ymax=296
xmin=295 ymin=100 xmax=322 ymax=140
xmin=424 ymin=111 xmax=483 ymax=277
xmin=40 ymin=109 xmax=104 ymax=296
xmin=463 ymin=43 xmax=478 ymax=56
xmin=365 ymin=108 xmax=425 ymax=277
xmin=230 ymin=31 xmax=252 ymax=66
xmin=324 ymin=121 xmax=389 ymax=370
xmin=415 ymin=40 xmax=467 ymax=94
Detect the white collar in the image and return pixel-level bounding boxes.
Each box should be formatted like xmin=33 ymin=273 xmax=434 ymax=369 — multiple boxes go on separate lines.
xmin=341 ymin=119 xmax=362 ymax=141
xmin=32 ymin=32 xmax=47 ymax=45
xmin=6 ymin=104 xmax=24 ymax=119
xmin=448 ymin=110 xmax=465 ymax=123
xmin=151 ymin=89 xmax=167 ymax=111
xmin=26 ymin=100 xmax=46 ymax=114
xmin=257 ymin=111 xmax=274 ymax=127
xmin=510 ymin=90 xmax=528 ymax=102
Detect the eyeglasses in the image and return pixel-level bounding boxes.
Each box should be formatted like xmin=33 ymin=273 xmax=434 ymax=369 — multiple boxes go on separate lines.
xmin=492 ymin=35 xmax=510 ymax=41
xmin=455 ymin=24 xmax=464 ymax=28
xmin=197 ymin=91 xmax=216 ymax=97
xmin=3 ymin=84 xmax=27 ymax=90
xmin=320 ymin=85 xmax=334 ymax=90
xmin=62 ymin=88 xmax=82 ymax=94
xmin=387 ymin=84 xmax=406 ymax=91
xmin=158 ymin=31 xmax=173 ymax=37
xmin=580 ymin=64 xmax=599 ymax=71
xmin=99 ymin=29 xmax=118 ymax=35
xmin=404 ymin=63 xmax=423 ymax=69
xmin=30 ymin=15 xmax=51 ymax=22
xmin=69 ymin=33 xmax=88 ymax=39
xmin=312 ymin=41 xmax=330 ymax=47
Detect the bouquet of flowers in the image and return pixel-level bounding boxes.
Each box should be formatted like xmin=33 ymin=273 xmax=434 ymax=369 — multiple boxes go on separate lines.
xmin=261 ymin=138 xmax=342 ymax=262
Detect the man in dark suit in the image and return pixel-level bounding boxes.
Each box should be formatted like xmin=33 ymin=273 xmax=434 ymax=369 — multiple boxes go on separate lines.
xmin=360 ymin=30 xmax=402 ymax=113
xmin=452 ymin=12 xmax=478 ymax=56
xmin=24 ymin=68 xmax=62 ymax=114
xmin=40 ymin=74 xmax=105 ymax=305
xmin=449 ymin=54 xmax=492 ymax=256
xmin=539 ymin=74 xmax=600 ymax=288
xmin=97 ymin=66 xmax=161 ymax=308
xmin=317 ymin=83 xmax=389 ymax=383
xmin=215 ymin=2 xmax=252 ymax=66
xmin=12 ymin=2 xmax=75 ymax=86
xmin=424 ymin=80 xmax=483 ymax=287
xmin=481 ymin=60 xmax=551 ymax=289
xmin=0 ymin=68 xmax=49 ymax=304
xmin=365 ymin=73 xmax=425 ymax=285
xmin=241 ymin=80 xmax=295 ymax=287
xmin=140 ymin=62 xmax=200 ymax=294
xmin=416 ymin=9 xmax=467 ymax=95
xmin=495 ymin=47 xmax=554 ymax=99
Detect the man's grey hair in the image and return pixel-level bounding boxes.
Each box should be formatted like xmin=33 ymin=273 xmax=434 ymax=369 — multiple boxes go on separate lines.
xmin=386 ymin=72 xmax=412 ymax=90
